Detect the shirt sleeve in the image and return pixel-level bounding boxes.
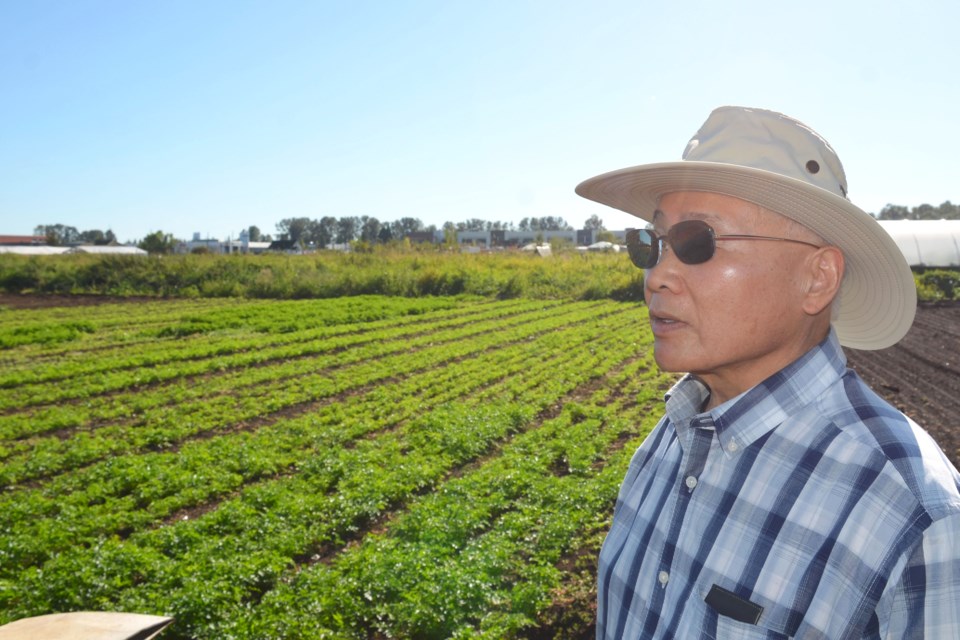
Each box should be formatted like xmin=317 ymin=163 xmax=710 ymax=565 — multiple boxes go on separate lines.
xmin=883 ymin=511 xmax=960 ymax=639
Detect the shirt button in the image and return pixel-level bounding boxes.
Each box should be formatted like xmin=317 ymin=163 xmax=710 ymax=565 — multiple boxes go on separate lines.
xmin=658 ymin=571 xmax=670 ymax=586
xmin=727 ymin=441 xmax=739 ymax=453
xmin=685 ymin=476 xmax=698 ymax=490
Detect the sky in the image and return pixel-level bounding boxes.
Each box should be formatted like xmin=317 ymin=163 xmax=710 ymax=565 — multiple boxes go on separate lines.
xmin=1 ymin=0 xmax=958 ymax=243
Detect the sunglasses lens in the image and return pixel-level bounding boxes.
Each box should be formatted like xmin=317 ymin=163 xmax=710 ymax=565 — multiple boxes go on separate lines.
xmin=671 ymin=220 xmax=715 ymax=265
xmin=626 ymin=229 xmax=657 ymax=269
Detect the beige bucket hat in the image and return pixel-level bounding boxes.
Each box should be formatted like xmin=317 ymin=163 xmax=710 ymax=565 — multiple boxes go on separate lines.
xmin=575 ymin=105 xmax=916 ymax=350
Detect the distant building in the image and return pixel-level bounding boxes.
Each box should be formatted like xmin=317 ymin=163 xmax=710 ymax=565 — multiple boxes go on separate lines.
xmin=405 ymin=231 xmax=442 ymax=244
xmin=71 ymin=245 xmax=147 ymax=256
xmin=0 ymin=234 xmax=69 ymax=254
xmin=450 ymin=228 xmax=626 ymax=248
xmin=265 ymin=239 xmax=300 ymax=253
xmin=177 ymin=231 xmax=271 ymax=255
xmin=878 ymin=220 xmax=960 ymax=268
xmin=0 ymin=235 xmax=46 ymax=246
xmin=0 ymin=245 xmax=70 ymax=255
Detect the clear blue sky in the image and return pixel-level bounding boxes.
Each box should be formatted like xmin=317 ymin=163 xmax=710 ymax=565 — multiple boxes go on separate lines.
xmin=2 ymin=0 xmax=958 ymax=243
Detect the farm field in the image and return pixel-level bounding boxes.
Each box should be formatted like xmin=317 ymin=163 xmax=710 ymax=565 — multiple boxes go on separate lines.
xmin=0 ymin=294 xmax=675 ymax=639
xmin=1 ymin=293 xmax=956 ymax=640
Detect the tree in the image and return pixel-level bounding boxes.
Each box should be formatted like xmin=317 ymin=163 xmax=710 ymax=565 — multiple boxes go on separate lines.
xmin=584 ymin=214 xmax=605 ymax=231
xmin=36 ymin=224 xmax=80 ymax=246
xmin=937 ymin=201 xmax=960 ymax=219
xmin=377 ymin=225 xmax=394 ymax=243
xmin=359 ymin=216 xmax=382 ymax=244
xmin=456 ymin=218 xmax=487 ymax=232
xmin=336 ymin=216 xmax=360 ymax=244
xmin=138 ymin=231 xmax=176 ymax=255
xmin=391 ymin=217 xmax=424 ymax=237
xmin=876 ymin=204 xmax=908 ymax=220
xmin=316 ymin=217 xmax=338 ymax=248
xmin=276 ymin=217 xmax=311 ymax=246
xmin=248 ymin=226 xmax=262 ymax=242
xmin=78 ymin=229 xmax=117 ymax=245
xmin=876 ymin=202 xmax=960 ymax=221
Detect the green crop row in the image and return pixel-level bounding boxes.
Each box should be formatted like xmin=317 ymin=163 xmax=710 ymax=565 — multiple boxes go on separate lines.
xmin=0 ymin=296 xmax=513 ymax=395
xmin=0 ymin=301 xmax=641 ymax=566
xmin=0 ymin=296 xmax=667 ymax=639
xmin=0 ymin=297 xmax=468 ymax=372
xmin=0 ymin=299 xmax=553 ymax=430
xmin=0 ymin=300 xmax=621 ymax=480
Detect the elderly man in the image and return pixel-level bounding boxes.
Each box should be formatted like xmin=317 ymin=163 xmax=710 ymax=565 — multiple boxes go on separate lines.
xmin=576 ymin=107 xmax=960 ymax=639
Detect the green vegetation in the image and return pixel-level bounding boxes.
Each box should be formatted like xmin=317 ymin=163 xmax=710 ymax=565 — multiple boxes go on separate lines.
xmin=0 ymin=250 xmax=645 ymax=301
xmin=1 ymin=250 xmax=955 ymax=303
xmin=0 ymin=294 xmax=674 ymax=639
xmin=2 ymin=249 xmax=949 ymax=637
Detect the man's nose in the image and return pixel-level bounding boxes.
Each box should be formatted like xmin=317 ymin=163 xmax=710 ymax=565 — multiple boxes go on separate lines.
xmin=643 ymin=241 xmax=683 ymax=292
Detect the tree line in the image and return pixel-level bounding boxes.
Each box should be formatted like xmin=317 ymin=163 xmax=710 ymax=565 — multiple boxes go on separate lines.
xmin=273 ymin=215 xmax=586 ymax=248
xmin=30 ymin=202 xmax=958 ymax=255
xmin=34 ymin=215 xmax=588 ymax=253
xmin=33 ymin=224 xmax=119 ymax=246
xmin=875 ymin=201 xmax=959 ymax=220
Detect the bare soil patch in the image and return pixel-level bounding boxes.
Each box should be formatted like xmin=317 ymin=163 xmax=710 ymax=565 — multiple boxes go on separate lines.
xmin=0 ymin=293 xmax=160 ymax=309
xmin=845 ymin=302 xmax=960 ymax=468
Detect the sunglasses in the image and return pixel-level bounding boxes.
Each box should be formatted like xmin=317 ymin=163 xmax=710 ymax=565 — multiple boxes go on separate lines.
xmin=625 ymin=219 xmax=821 ymax=269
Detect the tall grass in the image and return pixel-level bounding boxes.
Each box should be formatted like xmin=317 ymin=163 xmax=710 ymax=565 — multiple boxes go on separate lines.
xmin=0 ymin=249 xmax=646 ymax=301
xmin=1 ymin=249 xmax=952 ymax=302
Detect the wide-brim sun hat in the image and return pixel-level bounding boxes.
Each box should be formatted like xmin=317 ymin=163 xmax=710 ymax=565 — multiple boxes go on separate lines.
xmin=575 ymin=105 xmax=916 ymax=350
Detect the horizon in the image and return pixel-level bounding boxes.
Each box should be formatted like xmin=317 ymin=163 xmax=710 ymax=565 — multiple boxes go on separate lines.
xmin=19 ymin=200 xmax=960 ymax=247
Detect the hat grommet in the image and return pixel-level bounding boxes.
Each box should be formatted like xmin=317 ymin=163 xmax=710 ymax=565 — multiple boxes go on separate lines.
xmin=805 ymin=160 xmax=820 ymax=174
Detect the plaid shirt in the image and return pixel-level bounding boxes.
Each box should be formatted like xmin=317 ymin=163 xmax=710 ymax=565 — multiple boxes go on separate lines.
xmin=598 ymin=329 xmax=960 ymax=639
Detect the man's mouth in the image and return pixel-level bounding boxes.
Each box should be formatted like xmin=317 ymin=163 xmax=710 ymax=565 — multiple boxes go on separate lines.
xmin=649 ymin=310 xmax=684 ymax=332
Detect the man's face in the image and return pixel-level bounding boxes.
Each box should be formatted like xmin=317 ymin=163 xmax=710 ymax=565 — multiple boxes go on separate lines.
xmin=644 ymin=191 xmax=823 ymax=405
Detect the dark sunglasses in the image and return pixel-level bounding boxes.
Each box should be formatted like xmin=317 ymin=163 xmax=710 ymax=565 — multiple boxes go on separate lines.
xmin=625 ymin=219 xmax=821 ymax=269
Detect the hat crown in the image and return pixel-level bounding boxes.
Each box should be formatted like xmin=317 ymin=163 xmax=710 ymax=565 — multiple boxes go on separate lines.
xmin=682 ymin=106 xmax=850 ymax=201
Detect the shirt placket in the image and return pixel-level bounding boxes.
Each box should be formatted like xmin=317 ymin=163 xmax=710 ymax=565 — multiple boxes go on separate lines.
xmin=647 ymin=416 xmax=715 ymax=617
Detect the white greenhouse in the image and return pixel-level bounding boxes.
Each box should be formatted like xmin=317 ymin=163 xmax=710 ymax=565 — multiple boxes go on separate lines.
xmin=878 ymin=220 xmax=960 ymax=268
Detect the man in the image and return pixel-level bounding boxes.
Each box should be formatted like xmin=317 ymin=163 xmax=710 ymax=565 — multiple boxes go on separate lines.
xmin=576 ymin=106 xmax=960 ymax=639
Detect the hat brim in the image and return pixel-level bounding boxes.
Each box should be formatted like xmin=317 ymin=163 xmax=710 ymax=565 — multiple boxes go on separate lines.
xmin=576 ymin=161 xmax=917 ymax=350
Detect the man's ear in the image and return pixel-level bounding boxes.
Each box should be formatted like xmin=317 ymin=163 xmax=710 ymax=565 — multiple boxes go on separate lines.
xmin=802 ymin=246 xmax=844 ymax=316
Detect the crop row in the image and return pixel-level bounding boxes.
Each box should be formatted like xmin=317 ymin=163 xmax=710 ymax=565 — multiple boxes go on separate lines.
xmin=0 ymin=301 xmax=644 ymax=572
xmin=0 ymin=300 xmax=619 ymax=480
xmin=0 ymin=296 xmax=669 ymax=639
xmin=0 ymin=295 xmax=501 ymax=382
xmin=0 ymin=297 xmax=545 ymax=401
xmin=3 ymin=320 xmax=669 ymax=638
xmin=0 ymin=298 xmax=553 ymax=435
xmin=245 ymin=355 xmax=669 ymax=639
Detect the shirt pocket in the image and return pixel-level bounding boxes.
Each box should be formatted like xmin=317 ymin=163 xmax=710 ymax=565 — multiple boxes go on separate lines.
xmin=698 ymin=581 xmax=802 ymax=639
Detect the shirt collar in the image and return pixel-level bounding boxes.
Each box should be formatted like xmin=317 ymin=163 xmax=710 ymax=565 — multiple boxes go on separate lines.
xmin=663 ymin=328 xmax=847 ymax=454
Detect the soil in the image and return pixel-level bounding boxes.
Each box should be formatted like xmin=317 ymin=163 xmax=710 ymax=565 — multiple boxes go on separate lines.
xmin=844 ymin=302 xmax=960 ymax=468
xmin=2 ymin=293 xmax=957 ymax=467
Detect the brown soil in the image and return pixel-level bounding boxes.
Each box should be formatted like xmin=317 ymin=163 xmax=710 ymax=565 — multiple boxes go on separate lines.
xmin=845 ymin=302 xmax=960 ymax=469
xmin=0 ymin=293 xmax=164 ymax=309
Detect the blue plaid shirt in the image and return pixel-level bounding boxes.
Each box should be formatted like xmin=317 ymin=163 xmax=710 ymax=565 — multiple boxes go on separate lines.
xmin=598 ymin=329 xmax=960 ymax=639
